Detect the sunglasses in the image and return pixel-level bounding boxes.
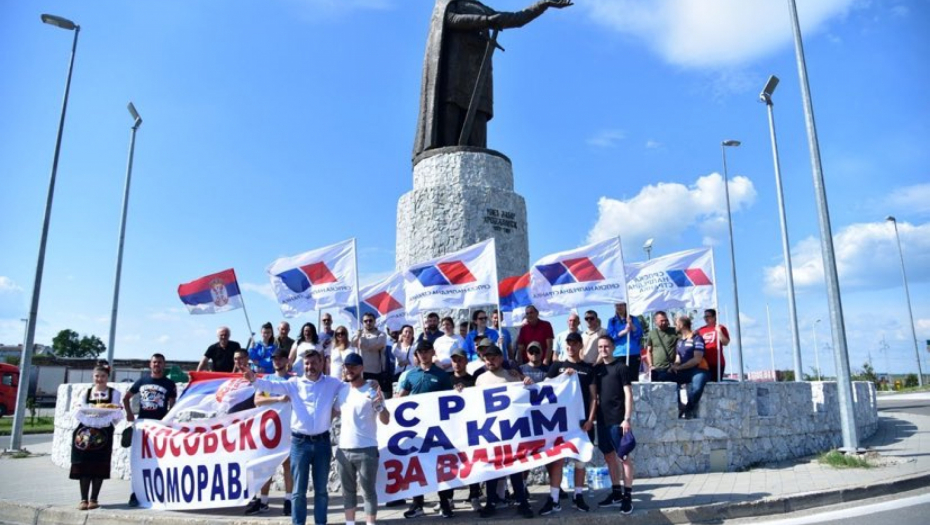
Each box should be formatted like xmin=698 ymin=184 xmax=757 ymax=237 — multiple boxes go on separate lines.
xmin=477 ymin=316 xmax=488 ymax=321
xmin=584 ymin=316 xmax=595 ymax=321
xmin=363 ymin=319 xmax=374 ymax=323
xmin=336 ymin=332 xmax=347 ymax=337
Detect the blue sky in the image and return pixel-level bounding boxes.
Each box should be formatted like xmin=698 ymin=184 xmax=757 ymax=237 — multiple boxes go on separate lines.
xmin=1 ymin=0 xmax=928 ymax=377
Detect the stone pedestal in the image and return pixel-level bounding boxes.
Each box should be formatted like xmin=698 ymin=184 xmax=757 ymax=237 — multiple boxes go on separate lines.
xmin=396 ymin=146 xmax=529 ymax=280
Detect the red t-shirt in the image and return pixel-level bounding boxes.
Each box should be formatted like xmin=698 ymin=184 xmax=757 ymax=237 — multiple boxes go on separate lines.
xmin=696 ymin=325 xmax=729 ymax=367
xmin=516 ymin=320 xmax=554 ymax=362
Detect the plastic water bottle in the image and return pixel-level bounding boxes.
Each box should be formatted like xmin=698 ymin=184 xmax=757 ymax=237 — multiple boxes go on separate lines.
xmin=368 ymin=380 xmax=384 ymax=412
xmin=561 ymin=463 xmax=575 ymax=490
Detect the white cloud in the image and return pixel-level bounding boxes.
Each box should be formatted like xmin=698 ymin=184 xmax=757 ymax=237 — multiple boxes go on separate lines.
xmin=587 ymin=172 xmax=756 ymax=251
xmin=645 ymin=139 xmax=662 ymax=149
xmin=764 ymin=220 xmax=930 ymax=294
xmin=587 ymin=129 xmax=627 ymax=148
xmin=0 ymin=277 xmax=23 ymax=293
xmin=157 ymin=335 xmax=171 ymax=344
xmin=885 ymin=183 xmax=930 ymax=217
xmin=739 ymin=312 xmax=757 ymax=328
xmin=584 ymin=0 xmax=857 ymax=68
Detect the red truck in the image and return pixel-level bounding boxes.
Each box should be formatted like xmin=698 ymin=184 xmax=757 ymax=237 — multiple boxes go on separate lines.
xmin=0 ymin=363 xmax=20 ymax=417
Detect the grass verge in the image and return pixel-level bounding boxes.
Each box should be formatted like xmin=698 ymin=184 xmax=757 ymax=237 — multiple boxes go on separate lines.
xmin=0 ymin=416 xmax=55 ymax=436
xmin=818 ymin=449 xmax=872 ymax=469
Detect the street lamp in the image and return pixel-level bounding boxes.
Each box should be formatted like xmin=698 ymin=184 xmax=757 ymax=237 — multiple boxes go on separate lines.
xmin=643 ymin=238 xmax=654 ymax=260
xmin=721 ymin=139 xmax=744 ymax=381
xmin=786 ymin=0 xmax=858 ymax=452
xmin=10 ymin=14 xmax=81 ymax=453
xmin=760 ymin=74 xmax=803 ymax=382
xmin=106 ymin=103 xmax=143 ymax=366
xmin=886 ymin=216 xmax=924 ymax=387
xmin=812 ymin=319 xmax=822 ymax=381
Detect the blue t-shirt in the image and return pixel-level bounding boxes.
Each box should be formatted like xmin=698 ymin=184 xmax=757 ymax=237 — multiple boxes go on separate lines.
xmin=400 ymin=365 xmax=453 ymax=395
xmin=607 ymin=315 xmax=643 ymax=358
xmin=249 ymin=341 xmax=278 ymax=374
xmin=676 ymin=334 xmax=706 ymax=366
xmin=463 ymin=328 xmax=501 ymax=361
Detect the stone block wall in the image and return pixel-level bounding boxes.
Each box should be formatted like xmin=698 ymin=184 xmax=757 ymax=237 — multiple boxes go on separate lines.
xmin=51 ymin=381 xmax=878 ymax=486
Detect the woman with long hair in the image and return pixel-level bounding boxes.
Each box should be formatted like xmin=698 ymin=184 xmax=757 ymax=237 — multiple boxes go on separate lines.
xmin=289 ymin=322 xmax=320 ymax=375
xmin=392 ymin=325 xmax=417 ymax=383
xmin=329 ymin=325 xmax=358 ymax=381
xmin=70 ymin=364 xmax=123 ymax=510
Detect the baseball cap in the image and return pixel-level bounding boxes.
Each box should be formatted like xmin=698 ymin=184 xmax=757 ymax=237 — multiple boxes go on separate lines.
xmin=476 ymin=337 xmax=494 ymax=349
xmin=416 ymin=340 xmax=434 ymax=353
xmin=343 ymin=353 xmax=363 ymax=367
xmin=272 ymin=347 xmax=290 ymax=359
xmin=565 ymin=332 xmax=583 ymax=344
xmin=616 ymin=430 xmax=637 ymax=460
xmin=450 ymin=348 xmax=468 ymax=360
xmin=483 ymin=344 xmax=503 ymax=357
xmin=526 ymin=341 xmax=542 ymax=354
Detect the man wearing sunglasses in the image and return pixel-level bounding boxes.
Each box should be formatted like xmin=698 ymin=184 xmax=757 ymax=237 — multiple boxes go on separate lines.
xmin=352 ymin=313 xmax=391 ymax=396
xmin=581 ymin=310 xmax=607 ymax=365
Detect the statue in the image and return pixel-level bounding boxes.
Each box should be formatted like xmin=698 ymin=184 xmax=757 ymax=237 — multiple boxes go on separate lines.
xmin=413 ymin=0 xmax=572 ymax=162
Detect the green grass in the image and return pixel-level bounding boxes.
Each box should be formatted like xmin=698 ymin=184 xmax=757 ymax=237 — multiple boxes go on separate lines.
xmin=818 ymin=450 xmax=872 ymax=469
xmin=0 ymin=416 xmax=55 ymax=436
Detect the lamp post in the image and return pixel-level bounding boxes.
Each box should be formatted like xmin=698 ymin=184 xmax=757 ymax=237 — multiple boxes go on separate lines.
xmin=721 ymin=139 xmax=744 ymax=381
xmin=760 ymin=75 xmax=803 ymax=382
xmin=786 ymin=0 xmax=858 ymax=452
xmin=106 ymin=103 xmax=143 ymax=366
xmin=9 ymin=14 xmax=80 ymax=452
xmin=643 ymin=238 xmax=654 ymax=260
xmin=812 ymin=319 xmax=822 ymax=381
xmin=886 ymin=216 xmax=924 ymax=387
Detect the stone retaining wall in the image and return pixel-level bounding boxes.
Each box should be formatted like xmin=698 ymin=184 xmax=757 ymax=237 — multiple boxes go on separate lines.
xmin=51 ymin=381 xmax=878 ymax=487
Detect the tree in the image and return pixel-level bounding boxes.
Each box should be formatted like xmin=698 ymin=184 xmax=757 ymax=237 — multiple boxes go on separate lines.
xmin=52 ymin=329 xmax=106 ymax=358
xmin=853 ymin=362 xmax=878 ymax=384
xmin=778 ymin=370 xmax=795 ymax=382
xmin=803 ymin=367 xmax=822 ymax=382
xmin=905 ymin=373 xmax=919 ymax=388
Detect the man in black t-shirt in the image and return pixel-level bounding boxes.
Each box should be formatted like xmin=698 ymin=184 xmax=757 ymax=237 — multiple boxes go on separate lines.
xmin=123 ymin=353 xmax=178 ymax=506
xmin=538 ymin=332 xmax=596 ymax=515
xmin=593 ymin=335 xmax=634 ymax=514
xmin=198 ymin=326 xmax=242 ymax=372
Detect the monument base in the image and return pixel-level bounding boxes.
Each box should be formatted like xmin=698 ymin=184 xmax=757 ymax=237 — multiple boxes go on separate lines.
xmin=396 ymin=147 xmax=529 ymax=281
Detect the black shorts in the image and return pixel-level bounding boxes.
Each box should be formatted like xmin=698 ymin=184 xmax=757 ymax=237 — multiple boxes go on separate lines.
xmin=596 ymin=421 xmax=614 ymax=455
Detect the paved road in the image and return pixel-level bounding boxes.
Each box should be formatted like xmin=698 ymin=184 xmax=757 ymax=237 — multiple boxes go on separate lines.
xmin=726 ymin=489 xmax=930 ymax=525
xmin=0 ymin=433 xmax=53 ymax=450
xmin=877 ymin=392 xmax=930 ymax=417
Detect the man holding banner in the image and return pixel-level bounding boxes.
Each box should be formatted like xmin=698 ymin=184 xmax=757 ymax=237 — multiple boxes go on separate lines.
xmin=248 ymin=348 xmax=344 ymax=525
xmin=607 ymin=303 xmax=643 ymax=381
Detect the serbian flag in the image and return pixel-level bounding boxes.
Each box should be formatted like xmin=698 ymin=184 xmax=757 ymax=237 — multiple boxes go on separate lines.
xmin=163 ymin=371 xmax=268 ymax=422
xmin=404 ymin=238 xmax=498 ymax=313
xmin=267 ymin=239 xmax=358 ymax=317
xmin=498 ymin=273 xmax=531 ymax=326
xmin=344 ymin=271 xmax=412 ymax=331
xmin=528 ymin=237 xmax=627 ymax=312
xmin=177 ymin=269 xmax=243 ymax=315
xmin=625 ymin=247 xmax=715 ymax=315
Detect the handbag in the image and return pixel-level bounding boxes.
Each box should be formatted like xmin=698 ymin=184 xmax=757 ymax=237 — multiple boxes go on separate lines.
xmin=121 ymin=426 xmax=133 ymax=448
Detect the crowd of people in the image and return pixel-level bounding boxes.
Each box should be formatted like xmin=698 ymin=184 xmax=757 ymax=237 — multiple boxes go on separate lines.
xmin=69 ymin=302 xmax=729 ymax=524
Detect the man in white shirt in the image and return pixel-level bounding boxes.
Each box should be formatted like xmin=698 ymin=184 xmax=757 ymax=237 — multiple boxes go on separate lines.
xmin=336 ymin=353 xmax=390 ymax=525
xmin=247 ymin=348 xmax=344 ymax=525
xmin=553 ymin=312 xmax=582 ymax=362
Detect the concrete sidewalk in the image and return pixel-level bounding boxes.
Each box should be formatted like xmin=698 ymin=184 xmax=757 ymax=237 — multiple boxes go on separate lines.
xmin=2 ymin=403 xmax=928 ymax=525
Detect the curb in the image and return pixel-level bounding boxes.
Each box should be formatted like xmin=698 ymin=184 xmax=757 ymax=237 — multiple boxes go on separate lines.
xmin=2 ymin=473 xmax=930 ymax=525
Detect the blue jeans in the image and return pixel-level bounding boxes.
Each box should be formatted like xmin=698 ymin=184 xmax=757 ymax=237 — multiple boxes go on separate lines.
xmin=676 ymin=368 xmax=710 ymax=413
xmin=290 ymin=432 xmax=332 ymax=525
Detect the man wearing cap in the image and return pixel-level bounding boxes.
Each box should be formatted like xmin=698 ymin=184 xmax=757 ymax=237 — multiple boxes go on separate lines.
xmin=519 ymin=341 xmax=548 ymax=383
xmin=449 ymin=347 xmax=483 ymax=510
xmin=552 ymin=312 xmax=583 ymax=362
xmin=398 ymin=340 xmax=456 ymax=518
xmin=336 ymin=353 xmax=390 ymax=525
xmin=246 ymin=347 xmax=345 ymax=525
xmin=463 ymin=309 xmax=502 ymax=362
xmin=516 ymin=305 xmax=554 ymax=365
xmin=538 ymin=331 xmax=597 ymax=515
xmin=247 ymin=347 xmax=295 ymax=516
xmin=593 ymin=335 xmax=635 ymax=514
xmin=475 ymin=344 xmax=534 ymax=519
xmin=607 ymin=302 xmax=644 ymax=382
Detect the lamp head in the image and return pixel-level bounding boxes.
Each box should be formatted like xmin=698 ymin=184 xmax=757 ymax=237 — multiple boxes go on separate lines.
xmin=760 ymin=75 xmax=779 ymax=104
xmin=885 ymin=215 xmax=896 ymax=223
xmin=643 ymin=238 xmax=654 ymax=250
xmin=41 ymin=14 xmax=77 ymax=30
xmin=722 ymin=140 xmax=741 ymax=147
xmin=127 ymin=102 xmax=142 ymax=127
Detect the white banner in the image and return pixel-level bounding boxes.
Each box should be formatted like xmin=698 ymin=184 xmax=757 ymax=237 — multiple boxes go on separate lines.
xmin=266 ymin=239 xmax=358 ymax=317
xmin=403 ymin=239 xmax=498 ymax=314
xmin=376 ymin=373 xmax=593 ymax=501
xmin=343 ymin=271 xmax=414 ymax=331
xmin=130 ymin=405 xmax=292 ymax=510
xmin=625 ymin=247 xmax=716 ymax=315
xmin=528 ymin=237 xmax=627 ymax=312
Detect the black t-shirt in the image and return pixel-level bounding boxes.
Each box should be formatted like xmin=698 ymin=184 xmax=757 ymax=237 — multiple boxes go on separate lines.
xmin=129 ymin=376 xmax=178 ymax=420
xmin=205 ymin=341 xmax=241 ymax=372
xmin=547 ymin=360 xmax=594 ymax=414
xmin=452 ymin=372 xmax=476 ymax=389
xmin=593 ymin=359 xmax=631 ymax=426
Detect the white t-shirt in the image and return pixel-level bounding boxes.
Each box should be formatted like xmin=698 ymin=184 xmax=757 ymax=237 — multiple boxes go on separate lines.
xmin=329 ymin=346 xmax=358 ymax=382
xmin=433 ymin=334 xmax=464 ymax=370
xmin=292 ymin=341 xmax=329 ymax=375
xmin=336 ymin=382 xmax=380 ymax=449
xmin=392 ymin=343 xmax=416 ymax=376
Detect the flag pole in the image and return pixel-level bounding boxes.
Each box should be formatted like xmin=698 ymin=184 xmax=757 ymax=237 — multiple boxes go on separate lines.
xmin=353 ymin=238 xmax=362 ymax=333
xmin=235 ymin=269 xmax=255 ymax=344
xmin=709 ymin=249 xmax=723 ymax=382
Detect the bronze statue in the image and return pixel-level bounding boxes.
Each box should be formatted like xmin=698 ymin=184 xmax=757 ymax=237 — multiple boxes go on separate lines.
xmin=413 ymin=0 xmax=572 ymax=162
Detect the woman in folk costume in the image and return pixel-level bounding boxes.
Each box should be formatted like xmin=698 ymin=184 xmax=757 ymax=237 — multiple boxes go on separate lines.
xmin=70 ymin=364 xmax=124 ymax=510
